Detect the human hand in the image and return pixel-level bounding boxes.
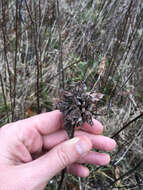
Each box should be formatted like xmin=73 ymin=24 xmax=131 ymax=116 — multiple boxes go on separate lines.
xmin=0 ymin=110 xmax=116 ymax=190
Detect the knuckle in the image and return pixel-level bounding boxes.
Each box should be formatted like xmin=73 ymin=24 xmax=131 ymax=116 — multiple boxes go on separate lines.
xmin=56 ymin=145 xmax=72 ymax=168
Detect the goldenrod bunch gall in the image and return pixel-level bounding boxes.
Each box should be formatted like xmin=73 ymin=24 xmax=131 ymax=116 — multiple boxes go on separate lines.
xmin=54 ymin=82 xmax=102 ymax=138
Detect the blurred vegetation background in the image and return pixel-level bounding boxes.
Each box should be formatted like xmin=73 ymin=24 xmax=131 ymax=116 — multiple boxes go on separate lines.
xmin=0 ymin=0 xmax=143 ymax=189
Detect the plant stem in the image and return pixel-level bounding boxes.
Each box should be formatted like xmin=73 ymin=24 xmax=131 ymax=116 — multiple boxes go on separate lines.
xmin=56 ymin=0 xmax=64 ymax=90
xmin=57 ymin=126 xmax=75 ymax=190
xmin=12 ymin=0 xmax=18 ymax=121
xmin=0 ymin=74 xmax=9 ymax=122
xmin=25 ymin=0 xmax=40 ymax=113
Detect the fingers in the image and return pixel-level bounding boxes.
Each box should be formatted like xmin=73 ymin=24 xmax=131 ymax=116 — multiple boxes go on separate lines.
xmin=67 ymin=163 xmax=89 ymax=177
xmin=76 ymin=131 xmax=116 ymax=151
xmin=78 ymin=151 xmax=110 ymax=165
xmin=15 ymin=110 xmax=62 ymax=135
xmin=81 ymin=119 xmax=103 ymax=135
xmin=10 ymin=111 xmax=103 ymax=137
xmin=22 ymin=111 xmax=103 ymax=136
xmin=43 ymin=118 xmax=104 ymax=149
xmin=23 ymin=136 xmax=92 ymax=182
xmin=43 ymin=129 xmax=116 ymax=152
xmin=67 ymin=151 xmax=110 ymax=177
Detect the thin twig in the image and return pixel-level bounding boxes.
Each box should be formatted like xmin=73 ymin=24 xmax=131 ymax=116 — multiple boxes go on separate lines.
xmin=12 ymin=0 xmax=19 ymax=121
xmin=38 ymin=0 xmax=42 ymax=82
xmin=56 ymin=1 xmax=65 ymax=188
xmin=57 ymin=128 xmax=75 ymax=190
xmin=25 ymin=0 xmax=40 ymax=113
xmin=18 ymin=0 xmax=25 ymax=23
xmin=0 ymin=74 xmax=9 ymax=122
xmin=56 ymin=0 xmax=64 ymax=90
xmin=103 ymin=0 xmax=133 ymax=91
xmin=114 ymin=124 xmax=143 ymax=166
xmin=1 ymin=0 xmax=13 ymax=120
xmin=48 ymin=59 xmax=82 ymax=83
xmin=95 ymin=112 xmax=143 ymax=173
xmin=25 ymin=0 xmax=35 ymax=24
xmin=107 ymin=70 xmax=135 ymax=113
xmin=108 ymin=159 xmax=143 ymax=189
xmin=111 ymin=112 xmax=143 ymax=138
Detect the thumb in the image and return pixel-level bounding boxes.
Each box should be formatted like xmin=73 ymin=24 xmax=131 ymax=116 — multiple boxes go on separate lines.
xmin=24 ymin=136 xmax=92 ymax=185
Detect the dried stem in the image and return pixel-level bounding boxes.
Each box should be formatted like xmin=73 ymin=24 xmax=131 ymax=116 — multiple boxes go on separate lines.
xmin=107 ymin=70 xmax=135 ymax=113
xmin=103 ymin=0 xmax=133 ymax=90
xmin=0 ymin=74 xmax=9 ymax=122
xmin=38 ymin=0 xmax=42 ymax=82
xmin=111 ymin=112 xmax=143 ymax=138
xmin=57 ymin=130 xmax=75 ymax=190
xmin=1 ymin=0 xmax=13 ymax=120
xmin=95 ymin=112 xmax=143 ymax=173
xmin=56 ymin=0 xmax=64 ymax=90
xmin=114 ymin=124 xmax=143 ymax=166
xmin=25 ymin=0 xmax=40 ymax=113
xmin=48 ymin=59 xmax=82 ymax=83
xmin=12 ymin=0 xmax=19 ymax=121
xmin=108 ymin=159 xmax=143 ymax=189
xmin=56 ymin=1 xmax=65 ymax=188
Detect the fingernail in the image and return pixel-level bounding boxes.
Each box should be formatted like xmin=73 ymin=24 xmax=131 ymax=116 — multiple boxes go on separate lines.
xmin=76 ymin=139 xmax=90 ymax=155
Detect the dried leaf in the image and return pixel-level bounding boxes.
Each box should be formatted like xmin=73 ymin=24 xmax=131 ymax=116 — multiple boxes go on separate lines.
xmin=25 ymin=108 xmax=37 ymax=117
xmin=97 ymin=56 xmax=106 ymax=75
xmin=115 ymin=167 xmax=121 ymax=186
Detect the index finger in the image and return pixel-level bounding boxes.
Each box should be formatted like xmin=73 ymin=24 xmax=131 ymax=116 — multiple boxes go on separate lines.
xmin=16 ymin=110 xmax=62 ymax=135
xmin=77 ymin=119 xmax=103 ymax=135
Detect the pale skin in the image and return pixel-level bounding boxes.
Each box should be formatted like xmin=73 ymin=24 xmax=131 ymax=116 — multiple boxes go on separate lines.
xmin=0 ymin=110 xmax=116 ymax=190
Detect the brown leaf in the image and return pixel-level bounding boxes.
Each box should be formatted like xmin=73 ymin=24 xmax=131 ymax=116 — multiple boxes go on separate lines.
xmin=115 ymin=166 xmax=121 ymax=186
xmin=25 ymin=108 xmax=37 ymax=117
xmin=97 ymin=56 xmax=106 ymax=75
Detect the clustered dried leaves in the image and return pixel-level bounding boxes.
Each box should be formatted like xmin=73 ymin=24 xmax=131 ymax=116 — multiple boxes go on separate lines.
xmin=54 ymin=82 xmax=103 ymax=138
